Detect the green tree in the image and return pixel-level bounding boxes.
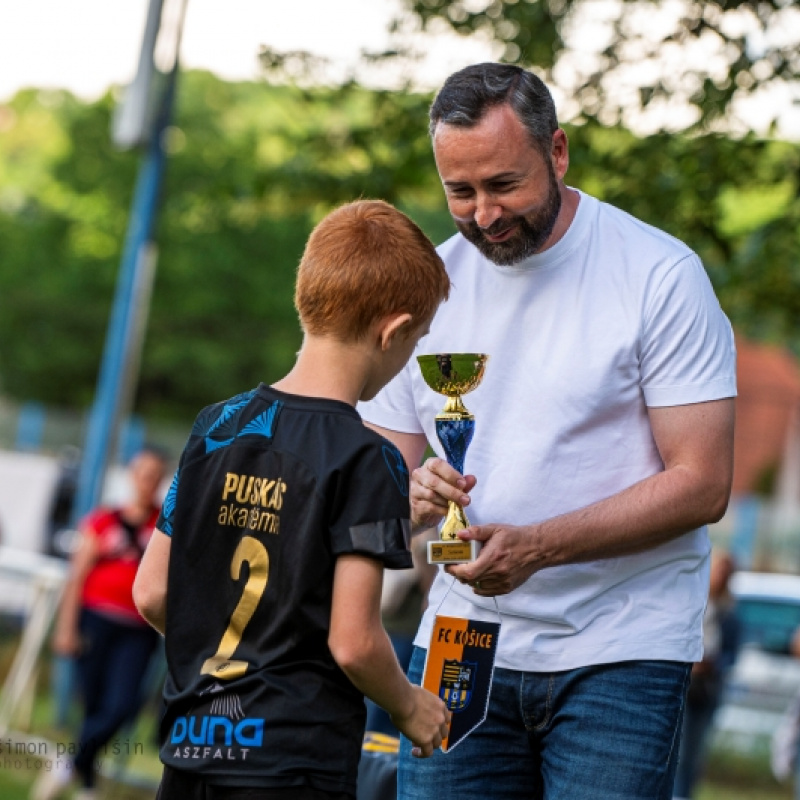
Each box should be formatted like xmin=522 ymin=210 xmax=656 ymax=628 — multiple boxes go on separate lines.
xmin=0 ymin=73 xmax=452 ymax=420
xmin=2 ymin=57 xmax=798 ymax=424
xmin=400 ymin=0 xmax=800 ymax=134
xmin=258 ymin=18 xmax=800 ymax=354
xmin=0 ymin=90 xmax=136 ymax=407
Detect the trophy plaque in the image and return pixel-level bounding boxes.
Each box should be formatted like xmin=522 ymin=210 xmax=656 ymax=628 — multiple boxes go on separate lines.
xmin=417 ymin=353 xmax=488 ymax=565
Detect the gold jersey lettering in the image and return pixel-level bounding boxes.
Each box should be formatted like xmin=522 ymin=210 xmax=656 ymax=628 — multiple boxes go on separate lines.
xmin=258 ymin=479 xmax=275 ymax=507
xmin=218 ymin=503 xmax=236 ymax=526
xmin=268 ymin=480 xmax=286 ymax=510
xmin=248 ymin=507 xmax=260 ymax=530
xmin=222 ymin=473 xmax=239 ymax=500
xmin=236 ymin=476 xmax=254 ymax=504
xmin=219 ymin=472 xmax=287 ymax=531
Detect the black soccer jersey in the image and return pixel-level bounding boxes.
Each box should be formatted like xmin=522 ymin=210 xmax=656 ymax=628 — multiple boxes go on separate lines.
xmin=156 ymin=384 xmax=412 ymax=794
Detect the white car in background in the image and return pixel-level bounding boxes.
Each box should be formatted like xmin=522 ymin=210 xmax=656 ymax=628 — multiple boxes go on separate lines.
xmin=712 ymin=571 xmax=800 ymax=755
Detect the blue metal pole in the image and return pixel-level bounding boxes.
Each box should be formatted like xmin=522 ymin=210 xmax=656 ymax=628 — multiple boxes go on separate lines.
xmin=71 ymin=64 xmax=178 ymax=524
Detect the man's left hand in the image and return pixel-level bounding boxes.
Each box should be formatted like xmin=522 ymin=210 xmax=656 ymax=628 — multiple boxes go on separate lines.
xmin=445 ymin=524 xmax=539 ymax=596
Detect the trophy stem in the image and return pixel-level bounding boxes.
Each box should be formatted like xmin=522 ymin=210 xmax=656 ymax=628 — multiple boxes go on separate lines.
xmin=442 ymin=396 xmax=469 ymax=416
xmin=440 ymin=501 xmax=470 ymax=540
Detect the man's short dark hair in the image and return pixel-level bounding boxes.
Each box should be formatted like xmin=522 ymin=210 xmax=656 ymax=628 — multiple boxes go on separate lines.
xmin=429 ymin=63 xmax=558 ymax=158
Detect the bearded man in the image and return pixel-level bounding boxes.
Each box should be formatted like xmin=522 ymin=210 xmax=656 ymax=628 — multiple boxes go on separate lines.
xmin=358 ymin=62 xmax=737 ymax=800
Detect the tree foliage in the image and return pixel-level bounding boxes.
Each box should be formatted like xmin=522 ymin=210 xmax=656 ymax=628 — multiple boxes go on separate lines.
xmin=0 ymin=73 xmax=452 ymax=421
xmin=402 ymin=0 xmax=800 ymax=135
xmin=0 ymin=62 xmax=798 ymax=425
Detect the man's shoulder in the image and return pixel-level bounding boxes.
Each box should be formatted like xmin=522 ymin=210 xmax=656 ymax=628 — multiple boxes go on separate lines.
xmin=591 ymin=193 xmax=695 ymax=259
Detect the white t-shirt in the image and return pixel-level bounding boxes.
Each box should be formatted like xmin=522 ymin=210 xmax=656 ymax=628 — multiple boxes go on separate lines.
xmin=358 ymin=190 xmax=737 ymax=671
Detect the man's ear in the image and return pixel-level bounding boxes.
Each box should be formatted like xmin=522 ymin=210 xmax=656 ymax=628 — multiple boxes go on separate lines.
xmin=551 ymin=128 xmax=569 ymax=181
xmin=378 ymin=312 xmax=413 ymax=351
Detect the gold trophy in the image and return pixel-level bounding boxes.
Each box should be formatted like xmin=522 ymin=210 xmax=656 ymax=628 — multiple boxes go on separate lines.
xmin=417 ymin=353 xmax=488 ymax=565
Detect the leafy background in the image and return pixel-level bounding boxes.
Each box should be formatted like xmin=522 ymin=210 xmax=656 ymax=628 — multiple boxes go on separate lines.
xmin=0 ymin=0 xmax=798 ymax=425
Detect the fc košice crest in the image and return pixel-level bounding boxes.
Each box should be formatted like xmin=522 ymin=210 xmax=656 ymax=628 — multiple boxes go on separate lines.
xmin=440 ymin=659 xmax=476 ymax=711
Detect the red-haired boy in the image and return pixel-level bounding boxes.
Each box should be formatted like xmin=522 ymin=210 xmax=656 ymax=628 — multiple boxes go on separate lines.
xmin=134 ymin=200 xmax=451 ymax=800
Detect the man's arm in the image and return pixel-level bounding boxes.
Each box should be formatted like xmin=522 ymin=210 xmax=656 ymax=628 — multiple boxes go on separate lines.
xmin=448 ymin=397 xmax=735 ymax=594
xmin=133 ymin=528 xmax=171 ymax=634
xmin=329 ymin=554 xmax=450 ymax=757
xmin=376 ymin=398 xmax=734 ymax=595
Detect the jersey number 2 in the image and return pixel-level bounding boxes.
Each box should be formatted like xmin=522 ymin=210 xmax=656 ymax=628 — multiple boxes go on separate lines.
xmin=200 ymin=535 xmax=269 ymax=680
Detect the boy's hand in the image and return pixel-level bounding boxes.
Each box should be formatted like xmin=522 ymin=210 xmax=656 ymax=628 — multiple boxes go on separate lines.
xmin=390 ymin=685 xmax=451 ymax=758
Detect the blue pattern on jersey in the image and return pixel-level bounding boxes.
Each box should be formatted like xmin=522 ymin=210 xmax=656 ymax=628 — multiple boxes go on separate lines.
xmin=164 ymin=392 xmax=280 ymax=536
xmin=199 ymin=390 xmax=258 ymax=454
xmin=160 ymin=469 xmax=180 ymax=536
xmin=206 ymin=437 xmax=235 ymax=452
xmin=191 ymin=390 xmax=253 ymax=437
xmin=383 ymin=443 xmax=409 ymax=497
xmin=239 ymin=401 xmax=282 ymax=439
xmin=191 ymin=405 xmax=219 ymax=438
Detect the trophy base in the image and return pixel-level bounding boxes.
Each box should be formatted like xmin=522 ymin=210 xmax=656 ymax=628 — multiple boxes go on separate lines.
xmin=427 ymin=539 xmax=481 ymax=565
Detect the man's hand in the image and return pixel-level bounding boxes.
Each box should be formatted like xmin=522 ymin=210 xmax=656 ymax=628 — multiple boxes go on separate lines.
xmin=410 ymin=456 xmax=476 ymax=531
xmin=446 ymin=524 xmax=539 ymax=596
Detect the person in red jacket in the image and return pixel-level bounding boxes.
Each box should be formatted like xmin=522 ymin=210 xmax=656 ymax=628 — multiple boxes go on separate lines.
xmin=32 ymin=446 xmax=167 ymax=800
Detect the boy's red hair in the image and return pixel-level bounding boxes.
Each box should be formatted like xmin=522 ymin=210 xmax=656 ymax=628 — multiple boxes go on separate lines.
xmin=296 ymin=200 xmax=450 ymax=340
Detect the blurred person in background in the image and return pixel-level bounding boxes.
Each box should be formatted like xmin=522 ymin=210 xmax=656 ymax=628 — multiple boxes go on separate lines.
xmin=31 ymin=446 xmax=167 ymax=800
xmin=673 ymin=549 xmax=740 ymax=799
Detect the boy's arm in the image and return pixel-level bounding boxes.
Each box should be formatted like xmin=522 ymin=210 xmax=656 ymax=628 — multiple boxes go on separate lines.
xmin=329 ymin=554 xmax=450 ymax=757
xmin=133 ymin=528 xmax=171 ymax=635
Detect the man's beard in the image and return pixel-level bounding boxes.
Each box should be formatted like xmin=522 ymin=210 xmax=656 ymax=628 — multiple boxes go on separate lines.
xmin=456 ymin=167 xmax=562 ymax=266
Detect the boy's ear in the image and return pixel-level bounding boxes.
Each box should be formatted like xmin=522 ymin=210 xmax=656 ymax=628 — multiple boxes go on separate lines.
xmin=378 ymin=312 xmax=413 ymax=351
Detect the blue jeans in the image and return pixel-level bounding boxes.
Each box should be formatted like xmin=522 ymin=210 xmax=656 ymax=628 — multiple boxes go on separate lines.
xmin=398 ymin=646 xmax=690 ymax=800
xmin=74 ymin=608 xmax=159 ymax=787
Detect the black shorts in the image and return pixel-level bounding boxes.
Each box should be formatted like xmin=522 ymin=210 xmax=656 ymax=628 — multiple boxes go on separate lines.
xmin=155 ymin=766 xmax=353 ymax=800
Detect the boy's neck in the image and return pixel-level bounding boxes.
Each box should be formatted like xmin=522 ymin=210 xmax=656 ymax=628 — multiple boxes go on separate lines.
xmin=272 ymin=336 xmax=371 ymax=407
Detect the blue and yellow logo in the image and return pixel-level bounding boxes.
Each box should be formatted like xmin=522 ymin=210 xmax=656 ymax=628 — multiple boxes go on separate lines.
xmin=440 ymin=659 xmax=476 ymax=711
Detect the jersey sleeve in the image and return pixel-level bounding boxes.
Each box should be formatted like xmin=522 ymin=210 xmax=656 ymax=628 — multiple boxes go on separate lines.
xmin=157 ymin=389 xmax=264 ymax=537
xmin=155 ymin=423 xmax=197 ymax=537
xmin=328 ymin=439 xmax=413 ymax=570
xmin=640 ymin=253 xmax=737 ymax=407
xmin=155 ymin=468 xmax=179 ymax=536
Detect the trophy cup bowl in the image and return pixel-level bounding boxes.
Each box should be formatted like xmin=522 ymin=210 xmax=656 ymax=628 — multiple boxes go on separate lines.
xmin=417 ymin=353 xmax=488 ymax=565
